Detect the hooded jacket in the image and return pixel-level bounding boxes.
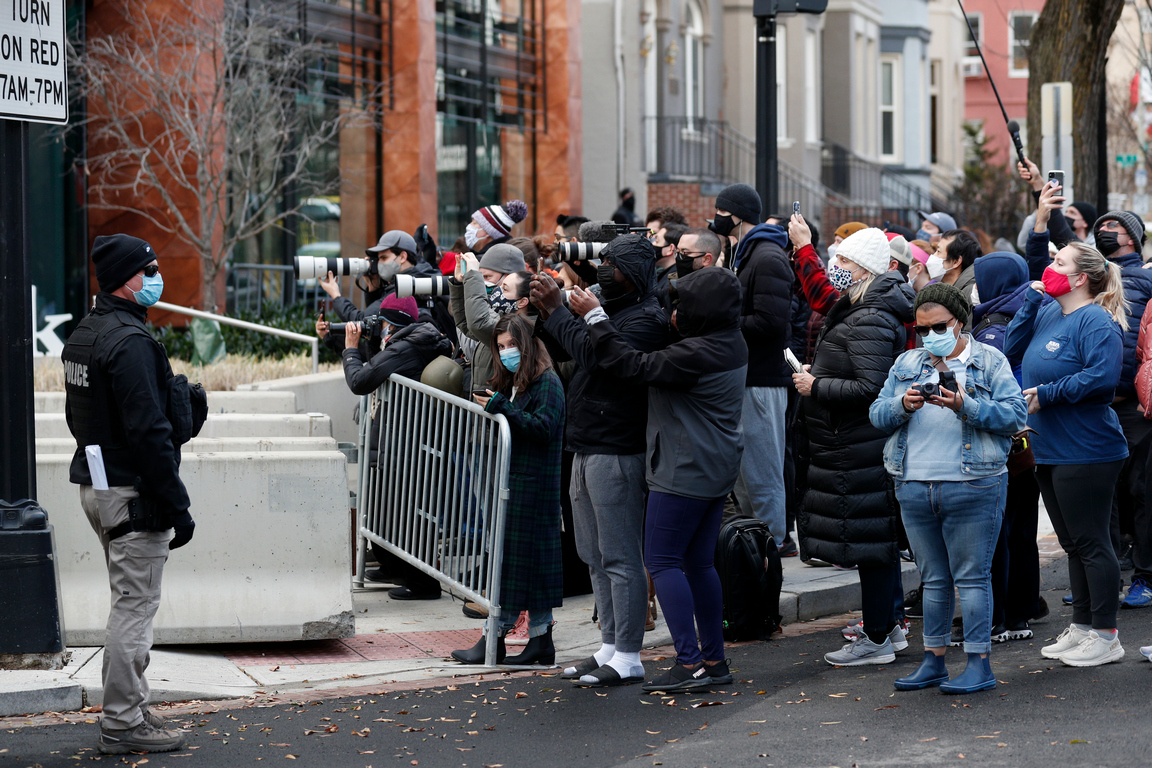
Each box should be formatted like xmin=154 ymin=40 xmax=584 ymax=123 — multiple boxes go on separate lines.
xmin=971 ymin=251 xmax=1031 ymax=380
xmin=1108 ymin=250 xmax=1152 ymax=398
xmin=587 ymin=268 xmax=748 ymax=499
xmin=797 ymin=271 xmax=913 ymax=568
xmin=733 ymin=224 xmax=795 ymax=387
xmin=538 ymin=234 xmax=669 ymax=455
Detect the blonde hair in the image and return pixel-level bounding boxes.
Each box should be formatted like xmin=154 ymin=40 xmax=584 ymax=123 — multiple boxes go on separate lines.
xmin=848 ymin=273 xmax=877 ymax=304
xmin=1068 ymin=242 xmax=1128 ymax=326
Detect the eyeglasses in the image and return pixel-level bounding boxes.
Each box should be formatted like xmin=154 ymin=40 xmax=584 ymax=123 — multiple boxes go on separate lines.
xmin=676 ymin=249 xmax=709 ymax=259
xmin=554 ymin=234 xmax=575 ymax=243
xmin=913 ymin=321 xmax=954 ymax=337
xmin=141 ymin=264 xmax=160 ymax=277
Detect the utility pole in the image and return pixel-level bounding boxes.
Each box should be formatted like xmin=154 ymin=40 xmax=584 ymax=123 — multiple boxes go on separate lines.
xmin=753 ymin=0 xmax=827 ymax=217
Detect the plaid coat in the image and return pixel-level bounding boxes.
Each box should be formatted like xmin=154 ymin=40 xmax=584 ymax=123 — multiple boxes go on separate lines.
xmin=485 ymin=368 xmax=566 ymax=612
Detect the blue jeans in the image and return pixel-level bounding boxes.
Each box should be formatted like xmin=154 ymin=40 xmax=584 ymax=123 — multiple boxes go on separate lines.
xmin=895 ymin=475 xmax=1008 ymax=654
xmin=734 ymin=386 xmax=789 ymax=545
xmin=644 ymin=491 xmax=725 ymax=666
xmin=499 ymin=608 xmax=553 ymax=638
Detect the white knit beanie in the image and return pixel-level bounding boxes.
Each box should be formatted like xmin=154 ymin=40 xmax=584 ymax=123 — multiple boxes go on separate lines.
xmin=836 ymin=227 xmax=892 ymax=276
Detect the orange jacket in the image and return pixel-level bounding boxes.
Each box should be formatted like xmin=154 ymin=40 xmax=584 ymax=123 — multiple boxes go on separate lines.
xmin=1135 ymin=299 xmax=1152 ymax=417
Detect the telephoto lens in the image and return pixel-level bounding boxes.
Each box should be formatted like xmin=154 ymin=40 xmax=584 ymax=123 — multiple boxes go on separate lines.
xmin=395 ymin=273 xmax=451 ymax=298
xmin=294 ymin=256 xmax=372 ymax=280
xmin=327 ymin=315 xmax=388 ymax=341
xmin=554 ymin=241 xmax=606 ymax=263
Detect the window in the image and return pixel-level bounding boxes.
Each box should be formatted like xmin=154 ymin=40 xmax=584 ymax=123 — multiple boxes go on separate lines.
xmin=965 ymin=14 xmax=981 ymax=58
xmin=879 ymin=55 xmax=900 ymax=162
xmin=684 ymin=0 xmax=705 ymax=122
xmin=776 ymin=25 xmax=787 ymax=139
xmin=1008 ymin=12 xmax=1037 ymax=78
xmin=805 ymin=28 xmax=818 ymax=143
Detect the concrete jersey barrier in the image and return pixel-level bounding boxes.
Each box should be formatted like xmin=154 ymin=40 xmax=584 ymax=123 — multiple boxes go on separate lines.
xmin=35 ymin=412 xmax=333 ymax=440
xmin=35 ymin=390 xmax=300 ymax=415
xmin=36 ymin=436 xmax=340 ymax=456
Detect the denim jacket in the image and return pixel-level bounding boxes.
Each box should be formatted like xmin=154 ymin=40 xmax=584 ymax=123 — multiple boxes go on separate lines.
xmin=868 ymin=339 xmax=1028 ymax=478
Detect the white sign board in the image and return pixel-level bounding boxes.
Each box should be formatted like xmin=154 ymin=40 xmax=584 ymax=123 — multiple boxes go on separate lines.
xmin=0 ymin=0 xmax=67 ymax=124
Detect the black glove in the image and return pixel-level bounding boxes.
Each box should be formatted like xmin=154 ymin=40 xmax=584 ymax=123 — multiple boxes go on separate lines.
xmin=169 ymin=510 xmax=195 ymax=550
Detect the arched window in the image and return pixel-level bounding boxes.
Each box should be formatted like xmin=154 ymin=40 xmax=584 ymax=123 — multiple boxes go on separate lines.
xmin=684 ymin=0 xmax=704 ymax=123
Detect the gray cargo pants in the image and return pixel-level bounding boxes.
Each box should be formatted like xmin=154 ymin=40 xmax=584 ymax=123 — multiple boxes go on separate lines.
xmin=570 ymin=453 xmax=647 ymax=654
xmin=79 ymin=485 xmax=170 ymax=731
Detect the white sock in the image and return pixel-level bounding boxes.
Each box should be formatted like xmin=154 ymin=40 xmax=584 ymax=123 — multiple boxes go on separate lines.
xmin=1073 ymin=622 xmax=1092 ymax=632
xmin=565 ymin=643 xmax=614 ymax=676
xmin=605 ymin=650 xmax=643 ymax=678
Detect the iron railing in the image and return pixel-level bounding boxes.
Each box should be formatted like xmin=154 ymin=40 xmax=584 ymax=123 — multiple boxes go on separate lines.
xmin=152 ymin=300 xmax=319 ymax=372
xmin=820 ymin=142 xmax=959 ymax=228
xmin=355 ymin=374 xmax=513 ymax=667
xmin=643 ymin=116 xmax=754 ymax=187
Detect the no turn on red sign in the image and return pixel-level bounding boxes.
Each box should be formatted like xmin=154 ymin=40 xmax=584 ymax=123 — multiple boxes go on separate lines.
xmin=0 ymin=0 xmax=67 ymax=124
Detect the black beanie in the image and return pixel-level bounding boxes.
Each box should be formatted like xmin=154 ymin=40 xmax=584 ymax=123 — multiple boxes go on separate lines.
xmin=914 ymin=282 xmax=971 ymax=325
xmin=92 ymin=234 xmax=157 ymax=293
xmin=715 ymin=183 xmax=762 ymax=225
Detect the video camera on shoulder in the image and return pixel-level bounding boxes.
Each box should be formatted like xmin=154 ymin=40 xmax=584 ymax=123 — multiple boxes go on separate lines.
xmin=554 ymin=221 xmax=649 ymax=263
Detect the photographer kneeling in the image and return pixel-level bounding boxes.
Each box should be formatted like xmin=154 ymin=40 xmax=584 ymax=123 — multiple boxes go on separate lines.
xmin=320 ymin=293 xmax=454 ymax=601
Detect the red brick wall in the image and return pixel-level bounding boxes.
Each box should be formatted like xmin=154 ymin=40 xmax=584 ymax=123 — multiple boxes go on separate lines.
xmin=646 ymin=182 xmax=718 ymax=229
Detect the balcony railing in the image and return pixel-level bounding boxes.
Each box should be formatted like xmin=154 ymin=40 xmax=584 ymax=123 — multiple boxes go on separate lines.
xmin=821 ymin=142 xmax=957 ymax=228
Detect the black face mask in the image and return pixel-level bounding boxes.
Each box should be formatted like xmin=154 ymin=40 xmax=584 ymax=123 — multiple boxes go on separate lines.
xmin=597 ymin=263 xmax=629 ymax=301
xmin=709 ymin=214 xmax=737 ymax=238
xmin=675 ymin=253 xmax=698 ymax=278
xmin=1095 ymin=230 xmax=1121 ymax=257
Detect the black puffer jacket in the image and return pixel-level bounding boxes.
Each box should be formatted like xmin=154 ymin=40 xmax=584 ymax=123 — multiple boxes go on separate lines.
xmin=734 ymin=225 xmax=795 ymax=387
xmin=538 ymin=234 xmax=669 ymax=455
xmin=798 ymin=272 xmax=913 ymax=568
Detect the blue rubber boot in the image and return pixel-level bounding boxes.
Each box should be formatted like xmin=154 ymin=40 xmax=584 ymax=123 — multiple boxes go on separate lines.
xmin=939 ymin=653 xmax=996 ymax=694
xmin=893 ymin=651 xmax=949 ymax=691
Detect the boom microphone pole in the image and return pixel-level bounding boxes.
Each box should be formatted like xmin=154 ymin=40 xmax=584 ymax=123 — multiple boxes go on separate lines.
xmin=959 ymin=0 xmax=1028 ymax=167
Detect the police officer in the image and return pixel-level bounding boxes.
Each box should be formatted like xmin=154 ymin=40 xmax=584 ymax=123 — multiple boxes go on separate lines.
xmin=63 ymin=234 xmax=195 ymax=755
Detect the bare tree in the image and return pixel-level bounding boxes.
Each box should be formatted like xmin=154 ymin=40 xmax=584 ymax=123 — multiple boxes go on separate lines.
xmin=72 ymin=0 xmax=378 ymax=310
xmin=1025 ymin=0 xmax=1125 ymax=214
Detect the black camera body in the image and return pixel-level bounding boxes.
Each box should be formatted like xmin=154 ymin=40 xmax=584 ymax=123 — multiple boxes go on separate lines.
xmin=919 ymin=370 xmax=957 ymax=398
xmin=328 ymin=314 xmax=388 ymax=341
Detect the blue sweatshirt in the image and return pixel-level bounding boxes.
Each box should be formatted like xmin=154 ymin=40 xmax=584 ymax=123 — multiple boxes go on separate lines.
xmin=1004 ymin=288 xmax=1128 ymax=465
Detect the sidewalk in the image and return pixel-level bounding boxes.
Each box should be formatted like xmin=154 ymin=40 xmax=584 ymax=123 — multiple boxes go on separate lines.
xmin=0 ymin=522 xmax=1062 ymax=720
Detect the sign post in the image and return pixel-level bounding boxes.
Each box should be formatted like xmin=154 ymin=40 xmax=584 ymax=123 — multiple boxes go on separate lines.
xmin=0 ymin=0 xmax=68 ymax=670
xmin=1041 ymin=82 xmax=1074 ymax=204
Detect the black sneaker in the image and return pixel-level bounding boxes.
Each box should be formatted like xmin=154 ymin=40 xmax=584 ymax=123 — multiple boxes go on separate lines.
xmin=903 ymin=587 xmax=923 ymax=619
xmin=704 ymin=659 xmax=734 ymax=685
xmin=778 ymin=535 xmax=799 ymax=558
xmin=641 ymin=662 xmax=712 ymax=692
xmin=1005 ymin=621 xmax=1033 ymax=640
xmin=990 ymin=624 xmax=1009 ymax=643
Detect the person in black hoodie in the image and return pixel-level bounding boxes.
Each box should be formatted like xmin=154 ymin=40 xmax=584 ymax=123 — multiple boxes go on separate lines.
xmin=711 ymin=183 xmax=795 ymax=548
xmin=530 ymin=234 xmax=669 ymax=687
xmin=336 ymin=293 xmax=455 ymax=602
xmin=788 ymin=228 xmax=914 ymax=667
xmin=567 ymin=268 xmax=748 ymax=692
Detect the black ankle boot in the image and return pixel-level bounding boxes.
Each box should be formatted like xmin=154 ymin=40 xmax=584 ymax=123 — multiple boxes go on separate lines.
xmin=505 ymin=625 xmax=555 ymax=666
xmin=450 ymin=635 xmax=505 ymax=665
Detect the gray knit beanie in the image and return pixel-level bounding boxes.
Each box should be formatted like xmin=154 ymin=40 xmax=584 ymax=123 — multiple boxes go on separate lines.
xmin=1094 ymin=211 xmax=1145 ymax=254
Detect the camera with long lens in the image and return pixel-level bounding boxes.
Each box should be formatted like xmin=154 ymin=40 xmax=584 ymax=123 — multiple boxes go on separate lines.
xmin=395 ymin=273 xmax=451 ymax=298
xmin=294 ymin=255 xmax=375 ymax=280
xmin=328 ymin=314 xmax=388 ymax=341
xmin=553 ymin=221 xmax=651 ymax=264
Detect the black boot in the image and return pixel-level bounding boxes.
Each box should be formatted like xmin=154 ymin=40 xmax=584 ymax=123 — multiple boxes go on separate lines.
xmin=450 ymin=635 xmax=505 ymax=665
xmin=505 ymin=625 xmax=555 ymax=666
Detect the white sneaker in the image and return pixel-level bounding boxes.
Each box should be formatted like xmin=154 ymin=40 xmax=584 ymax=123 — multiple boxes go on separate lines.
xmin=824 ymin=636 xmax=896 ymax=666
xmin=1041 ymin=624 xmax=1092 ymax=659
xmin=1139 ymin=644 xmax=1152 ymax=661
xmin=1059 ymin=630 xmax=1124 ymax=667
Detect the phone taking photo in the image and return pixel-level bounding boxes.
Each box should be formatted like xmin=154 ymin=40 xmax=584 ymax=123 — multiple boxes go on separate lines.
xmin=793 ymin=201 xmax=801 ymax=217
xmin=1048 ymin=170 xmax=1064 ymax=191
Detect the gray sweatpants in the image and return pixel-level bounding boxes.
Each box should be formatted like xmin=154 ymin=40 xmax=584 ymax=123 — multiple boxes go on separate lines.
xmin=80 ymin=485 xmax=170 ymax=731
xmin=734 ymin=386 xmax=789 ymax=545
xmin=570 ymin=453 xmax=648 ymax=654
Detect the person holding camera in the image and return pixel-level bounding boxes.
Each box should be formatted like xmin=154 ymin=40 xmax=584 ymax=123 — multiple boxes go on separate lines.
xmin=870 ymin=283 xmax=1026 ymax=694
xmin=334 ymin=293 xmax=454 ymax=600
xmin=448 ymin=244 xmax=529 ymax=393
xmin=528 ymin=234 xmax=669 ymax=687
xmin=62 ymin=235 xmax=196 ymax=755
xmin=451 ymin=314 xmax=566 ymax=665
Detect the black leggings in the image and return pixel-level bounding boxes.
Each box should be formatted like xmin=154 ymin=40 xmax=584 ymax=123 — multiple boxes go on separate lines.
xmin=859 ymin=561 xmax=901 ymax=643
xmin=1036 ymin=461 xmax=1124 ymax=628
xmin=991 ymin=468 xmax=1042 ymax=627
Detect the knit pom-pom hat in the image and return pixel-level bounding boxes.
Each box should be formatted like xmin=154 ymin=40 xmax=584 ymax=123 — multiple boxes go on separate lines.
xmin=474 ymin=200 xmax=528 ymax=240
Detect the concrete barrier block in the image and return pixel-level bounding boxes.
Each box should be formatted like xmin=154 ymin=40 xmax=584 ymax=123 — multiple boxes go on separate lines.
xmin=37 ymin=436 xmax=339 ymax=455
xmin=34 ymin=412 xmax=335 ymax=440
xmin=37 ymin=451 xmax=353 ymax=645
xmin=0 ymin=674 xmax=82 ymax=717
xmin=239 ymin=372 xmax=360 ymax=444
xmin=35 ymin=390 xmax=299 ymax=415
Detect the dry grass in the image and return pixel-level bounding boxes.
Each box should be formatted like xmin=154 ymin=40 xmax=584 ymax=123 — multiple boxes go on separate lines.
xmin=35 ymin=354 xmax=338 ymax=392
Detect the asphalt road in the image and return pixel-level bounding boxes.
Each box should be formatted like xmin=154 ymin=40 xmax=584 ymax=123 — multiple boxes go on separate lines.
xmin=5 ymin=581 xmax=1152 ymax=768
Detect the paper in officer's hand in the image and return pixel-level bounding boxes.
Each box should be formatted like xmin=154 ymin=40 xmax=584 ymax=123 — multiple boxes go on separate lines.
xmin=85 ymin=445 xmax=110 ymax=491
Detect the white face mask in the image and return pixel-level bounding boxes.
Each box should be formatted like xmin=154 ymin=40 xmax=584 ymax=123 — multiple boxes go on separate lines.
xmin=827 ymin=243 xmax=838 ymax=261
xmin=925 ymin=254 xmax=946 ymax=279
xmin=464 ymin=223 xmax=481 ymax=249
xmin=970 ymin=283 xmax=981 ymax=304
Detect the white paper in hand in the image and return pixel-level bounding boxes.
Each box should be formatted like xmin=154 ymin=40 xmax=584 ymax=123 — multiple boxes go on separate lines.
xmin=784 ymin=348 xmax=805 ymax=374
xmin=85 ymin=445 xmax=110 ymax=491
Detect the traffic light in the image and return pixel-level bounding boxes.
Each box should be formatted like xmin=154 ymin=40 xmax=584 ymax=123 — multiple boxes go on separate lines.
xmin=753 ymin=0 xmax=828 ymax=15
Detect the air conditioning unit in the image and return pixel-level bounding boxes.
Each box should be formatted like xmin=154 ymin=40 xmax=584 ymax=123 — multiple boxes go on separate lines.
xmin=962 ymin=57 xmax=984 ymax=78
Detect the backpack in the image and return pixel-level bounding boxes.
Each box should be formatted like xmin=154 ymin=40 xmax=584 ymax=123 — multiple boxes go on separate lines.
xmin=715 ymin=518 xmax=783 ymax=641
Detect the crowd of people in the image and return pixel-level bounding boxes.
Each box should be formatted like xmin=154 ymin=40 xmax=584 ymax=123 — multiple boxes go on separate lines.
xmin=325 ymin=166 xmax=1152 ymax=695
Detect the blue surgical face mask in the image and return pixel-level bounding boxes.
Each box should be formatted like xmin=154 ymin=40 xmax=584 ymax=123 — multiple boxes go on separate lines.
xmin=499 ymin=347 xmax=521 ymax=373
xmin=922 ymin=321 xmax=959 ymax=357
xmin=133 ymin=272 xmax=164 ymax=307
xmin=916 ymin=228 xmax=932 ymax=243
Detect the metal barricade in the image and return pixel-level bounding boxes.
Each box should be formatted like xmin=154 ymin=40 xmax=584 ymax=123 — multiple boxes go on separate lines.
xmin=354 ymin=373 xmax=512 ymax=666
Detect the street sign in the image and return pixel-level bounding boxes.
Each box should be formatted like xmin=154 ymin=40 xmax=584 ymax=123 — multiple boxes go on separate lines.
xmin=1117 ymin=154 xmax=1140 ymax=167
xmin=0 ymin=0 xmax=68 ymax=124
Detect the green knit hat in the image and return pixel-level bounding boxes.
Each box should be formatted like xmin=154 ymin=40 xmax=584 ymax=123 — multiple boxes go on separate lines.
xmin=914 ymin=282 xmax=971 ymax=325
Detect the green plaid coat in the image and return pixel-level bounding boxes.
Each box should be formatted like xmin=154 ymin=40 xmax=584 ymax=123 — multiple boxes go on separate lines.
xmin=486 ymin=368 xmax=566 ymax=612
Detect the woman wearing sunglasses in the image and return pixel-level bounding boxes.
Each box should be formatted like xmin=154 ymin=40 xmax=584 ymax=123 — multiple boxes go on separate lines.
xmin=870 ymin=282 xmax=1027 ymax=694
